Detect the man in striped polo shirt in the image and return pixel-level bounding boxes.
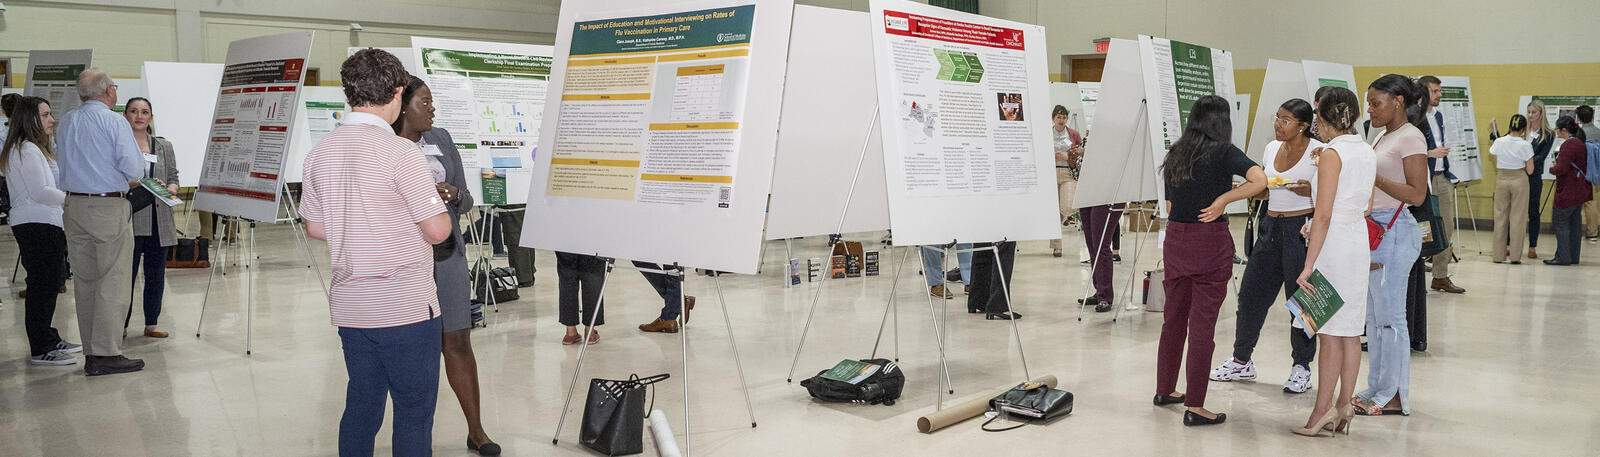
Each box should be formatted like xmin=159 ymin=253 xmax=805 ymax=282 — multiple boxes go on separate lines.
xmin=301 ymin=49 xmax=452 ymax=457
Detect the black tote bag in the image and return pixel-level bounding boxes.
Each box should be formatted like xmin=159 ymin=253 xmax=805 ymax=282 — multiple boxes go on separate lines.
xmin=580 ymin=373 xmax=669 ymax=456
xmin=1411 ymin=194 xmax=1450 ymax=258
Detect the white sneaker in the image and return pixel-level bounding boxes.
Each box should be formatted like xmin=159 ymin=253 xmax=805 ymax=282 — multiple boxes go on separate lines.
xmin=1209 ymin=358 xmax=1256 ymax=381
xmin=30 ymin=349 xmax=77 ymax=366
xmin=1283 ymin=364 xmax=1313 ymax=393
xmin=54 ymin=341 xmax=83 ymax=354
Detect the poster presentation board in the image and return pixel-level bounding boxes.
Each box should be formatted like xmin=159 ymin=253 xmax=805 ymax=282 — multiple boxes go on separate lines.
xmin=411 ymin=37 xmax=553 ymax=206
xmin=1519 ymin=95 xmax=1600 ymax=179
xmin=347 ymin=47 xmax=420 ymax=76
xmin=869 ymin=0 xmax=1058 ymax=246
xmin=284 ymin=86 xmax=349 ymax=183
xmin=1432 ymin=76 xmax=1481 ymax=181
xmin=1049 ymin=82 xmax=1088 ymax=135
xmin=141 ymin=62 xmax=223 ymax=187
xmin=24 ymin=49 xmax=92 ymax=113
xmin=764 ymin=5 xmax=889 ymax=240
xmin=1248 ymin=59 xmax=1356 ymax=163
xmin=1137 ymin=35 xmax=1236 ymax=210
xmin=112 ymin=78 xmax=143 ymax=112
xmin=193 ymin=32 xmax=314 ymax=222
xmin=1073 ymin=38 xmax=1157 ymax=209
xmin=1077 ymin=81 xmax=1100 ymax=132
xmin=520 ymin=0 xmax=794 ymax=274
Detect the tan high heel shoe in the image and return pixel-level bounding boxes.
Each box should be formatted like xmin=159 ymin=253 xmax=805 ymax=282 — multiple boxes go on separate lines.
xmin=1333 ymin=404 xmax=1354 ymax=435
xmin=1293 ymin=409 xmax=1339 ymax=437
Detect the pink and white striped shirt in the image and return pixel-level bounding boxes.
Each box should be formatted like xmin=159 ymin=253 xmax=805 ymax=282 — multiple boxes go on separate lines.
xmin=300 ymin=111 xmax=447 ymax=328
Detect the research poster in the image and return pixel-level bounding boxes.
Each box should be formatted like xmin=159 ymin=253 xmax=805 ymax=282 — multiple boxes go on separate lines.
xmin=1078 ymin=81 xmax=1099 ymax=131
xmin=194 ymin=32 xmax=313 ymax=222
xmin=522 ymin=0 xmax=794 ymax=274
xmin=283 ymin=86 xmax=348 ymax=183
xmin=1138 ymin=35 xmax=1235 ymax=209
xmin=1301 ymin=60 xmax=1356 ymax=98
xmin=412 ymin=37 xmax=552 ymax=205
xmin=1434 ymin=76 xmax=1481 ymax=182
xmin=870 ymin=0 xmax=1058 ymax=245
xmin=1070 ymin=38 xmax=1158 ymax=210
xmin=24 ymin=49 xmax=91 ymax=113
xmin=1517 ymin=95 xmax=1600 ymax=180
xmin=764 ymin=5 xmax=890 ymax=240
xmin=141 ymin=62 xmax=224 ymax=187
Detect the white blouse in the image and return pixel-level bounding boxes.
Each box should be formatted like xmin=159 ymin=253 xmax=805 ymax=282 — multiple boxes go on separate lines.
xmin=1489 ymin=135 xmax=1534 ymax=170
xmin=1263 ymin=138 xmax=1323 ymax=212
xmin=4 ymin=141 xmax=66 ymax=227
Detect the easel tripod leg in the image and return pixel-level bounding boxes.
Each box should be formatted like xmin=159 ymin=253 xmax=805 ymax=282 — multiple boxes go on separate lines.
xmin=784 ymin=238 xmax=838 ymax=383
xmin=871 ymin=245 xmax=911 ymax=361
xmin=552 ymin=259 xmax=615 ymax=445
xmin=919 ymin=248 xmax=955 ymax=406
xmin=710 ymin=273 xmax=757 ymax=428
xmin=989 ymin=245 xmax=1030 ymax=381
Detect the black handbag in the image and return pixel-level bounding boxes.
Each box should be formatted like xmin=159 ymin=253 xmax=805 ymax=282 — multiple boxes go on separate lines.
xmin=580 ymin=373 xmax=670 ymax=456
xmin=982 ymin=381 xmax=1073 ymax=431
xmin=127 ymin=186 xmax=157 ymax=213
xmin=166 ymin=238 xmax=211 ymax=268
xmin=1411 ymin=194 xmax=1450 ymax=258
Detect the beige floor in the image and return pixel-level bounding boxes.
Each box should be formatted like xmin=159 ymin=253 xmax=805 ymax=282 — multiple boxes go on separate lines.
xmin=0 ymin=220 xmax=1596 ymax=456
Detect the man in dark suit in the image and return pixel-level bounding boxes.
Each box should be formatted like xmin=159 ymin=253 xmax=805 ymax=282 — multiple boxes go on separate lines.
xmin=1417 ymin=75 xmax=1465 ymax=295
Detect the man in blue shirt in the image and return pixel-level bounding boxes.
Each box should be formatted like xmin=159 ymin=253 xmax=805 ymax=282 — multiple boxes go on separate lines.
xmin=56 ymin=69 xmax=146 ymax=376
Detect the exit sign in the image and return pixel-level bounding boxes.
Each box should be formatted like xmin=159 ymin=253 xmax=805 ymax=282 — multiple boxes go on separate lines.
xmin=1092 ymin=37 xmax=1110 ymax=53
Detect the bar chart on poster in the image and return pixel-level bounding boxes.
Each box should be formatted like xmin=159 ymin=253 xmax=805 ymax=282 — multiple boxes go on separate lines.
xmin=194 ymin=32 xmax=313 ymax=222
xmin=412 ymin=37 xmax=553 ymax=204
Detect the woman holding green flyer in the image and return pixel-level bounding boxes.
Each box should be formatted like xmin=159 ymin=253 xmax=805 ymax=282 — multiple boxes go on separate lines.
xmin=123 ymin=97 xmax=178 ymax=339
xmin=1291 ymin=87 xmax=1374 ymax=437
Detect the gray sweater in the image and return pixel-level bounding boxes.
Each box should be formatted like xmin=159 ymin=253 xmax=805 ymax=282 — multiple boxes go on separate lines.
xmin=132 ymin=136 xmax=180 ymax=247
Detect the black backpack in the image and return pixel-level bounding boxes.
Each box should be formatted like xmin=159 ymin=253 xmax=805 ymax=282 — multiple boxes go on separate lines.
xmin=800 ymin=358 xmax=904 ymax=406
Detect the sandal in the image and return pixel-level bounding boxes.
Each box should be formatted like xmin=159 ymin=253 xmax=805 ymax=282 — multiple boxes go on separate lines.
xmin=1350 ymin=397 xmax=1406 ymax=416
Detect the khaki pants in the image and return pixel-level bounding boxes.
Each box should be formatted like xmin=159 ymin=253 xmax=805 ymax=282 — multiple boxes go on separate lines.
xmin=1585 ymin=199 xmax=1599 ymax=238
xmin=1492 ymin=169 xmax=1531 ymax=262
xmin=64 ymin=195 xmax=135 ymax=357
xmin=1429 ymin=174 xmax=1456 ymax=278
xmin=1050 ymin=167 xmax=1078 ymax=252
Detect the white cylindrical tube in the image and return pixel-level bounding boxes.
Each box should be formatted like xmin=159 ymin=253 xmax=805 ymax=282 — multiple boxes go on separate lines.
xmin=648 ymin=410 xmax=682 ymax=457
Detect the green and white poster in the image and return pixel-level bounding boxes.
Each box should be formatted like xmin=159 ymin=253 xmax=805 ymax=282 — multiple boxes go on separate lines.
xmin=24 ymin=49 xmax=91 ymax=113
xmin=1517 ymin=95 xmax=1600 ymax=179
xmin=1137 ymin=35 xmax=1235 ymax=207
xmin=412 ymin=37 xmax=553 ymax=205
xmin=1434 ymin=76 xmax=1481 ymax=182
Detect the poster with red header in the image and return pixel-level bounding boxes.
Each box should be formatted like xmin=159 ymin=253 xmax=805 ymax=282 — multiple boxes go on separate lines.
xmin=194 ymin=32 xmax=314 ymax=222
xmin=869 ymin=0 xmax=1058 ymax=246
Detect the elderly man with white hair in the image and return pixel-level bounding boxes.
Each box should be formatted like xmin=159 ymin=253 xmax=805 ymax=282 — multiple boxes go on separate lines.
xmin=55 ymin=69 xmax=146 ymax=376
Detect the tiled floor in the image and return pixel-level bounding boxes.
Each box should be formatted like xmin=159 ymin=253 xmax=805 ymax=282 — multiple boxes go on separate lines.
xmin=0 ymin=221 xmax=1595 ymax=456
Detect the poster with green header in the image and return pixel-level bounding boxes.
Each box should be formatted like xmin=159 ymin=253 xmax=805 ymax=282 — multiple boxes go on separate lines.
xmin=24 ymin=49 xmax=92 ymax=113
xmin=1433 ymin=76 xmax=1481 ymax=182
xmin=412 ymin=37 xmax=554 ymax=205
xmin=1520 ymin=95 xmax=1600 ymax=179
xmin=1137 ymin=35 xmax=1235 ymax=209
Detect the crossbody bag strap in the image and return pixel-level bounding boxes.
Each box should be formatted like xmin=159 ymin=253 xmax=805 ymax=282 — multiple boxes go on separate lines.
xmin=1386 ymin=204 xmax=1405 ymax=230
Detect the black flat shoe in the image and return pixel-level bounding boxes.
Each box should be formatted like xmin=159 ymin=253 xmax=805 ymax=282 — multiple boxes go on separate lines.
xmin=1543 ymin=259 xmax=1570 ymax=266
xmin=1113 ymin=254 xmax=1123 ymax=262
xmin=1183 ymin=410 xmax=1226 ymax=426
xmin=1095 ymin=302 xmax=1113 ymax=313
xmin=1153 ymin=393 xmax=1185 ymax=406
xmin=468 ymin=437 xmax=502 ymax=456
xmin=986 ymin=312 xmax=1022 ymax=320
xmin=968 ymin=308 xmax=983 ymax=314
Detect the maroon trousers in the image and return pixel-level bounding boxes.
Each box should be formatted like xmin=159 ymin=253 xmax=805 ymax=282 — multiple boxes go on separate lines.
xmin=1155 ymin=221 xmax=1234 ymax=407
xmin=1080 ymin=204 xmax=1123 ymax=302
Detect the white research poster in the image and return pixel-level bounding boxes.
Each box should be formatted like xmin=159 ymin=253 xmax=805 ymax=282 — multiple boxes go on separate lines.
xmin=1137 ymin=35 xmax=1236 ymax=209
xmin=24 ymin=49 xmax=92 ymax=113
xmin=869 ymin=0 xmax=1058 ymax=246
xmin=1434 ymin=76 xmax=1482 ymax=182
xmin=194 ymin=32 xmax=313 ymax=222
xmin=521 ymin=0 xmax=794 ymax=274
xmin=412 ymin=37 xmax=553 ymax=205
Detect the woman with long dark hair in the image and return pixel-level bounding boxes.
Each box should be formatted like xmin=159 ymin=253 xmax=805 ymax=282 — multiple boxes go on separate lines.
xmin=1352 ymin=74 xmax=1430 ymax=417
xmin=1291 ymin=87 xmax=1374 ymax=436
xmin=122 ymin=97 xmax=179 ymax=339
xmin=1546 ymin=116 xmax=1591 ymax=265
xmin=1151 ymin=95 xmax=1265 ymax=426
xmin=2 ymin=96 xmax=82 ymax=365
xmin=391 ymin=76 xmax=501 ymax=455
xmin=1211 ymin=98 xmax=1322 ymax=393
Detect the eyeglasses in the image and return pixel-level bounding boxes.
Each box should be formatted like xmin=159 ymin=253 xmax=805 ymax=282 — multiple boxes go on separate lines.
xmin=1273 ymin=117 xmax=1299 ymax=125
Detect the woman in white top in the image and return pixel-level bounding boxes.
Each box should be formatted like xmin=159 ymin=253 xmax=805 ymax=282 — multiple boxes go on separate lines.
xmin=1489 ymin=114 xmax=1537 ymax=263
xmin=1354 ymin=74 xmax=1430 ymax=418
xmin=1292 ymin=87 xmax=1376 ymax=436
xmin=1211 ymin=98 xmax=1323 ymax=393
xmin=1 ymin=96 xmax=82 ymax=366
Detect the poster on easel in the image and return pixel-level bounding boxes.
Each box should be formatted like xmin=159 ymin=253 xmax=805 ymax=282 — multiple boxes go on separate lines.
xmin=412 ymin=37 xmax=552 ymax=205
xmin=284 ymin=86 xmax=349 ymax=183
xmin=1433 ymin=76 xmax=1481 ymax=182
xmin=24 ymin=49 xmax=91 ymax=113
xmin=1247 ymin=59 xmax=1356 ymax=163
xmin=765 ymin=5 xmax=889 ymax=240
xmin=521 ymin=0 xmax=794 ymax=274
xmin=869 ymin=0 xmax=1058 ymax=246
xmin=142 ymin=62 xmax=224 ymax=187
xmin=1077 ymin=81 xmax=1100 ymax=132
xmin=194 ymin=32 xmax=314 ymax=222
xmin=1519 ymin=95 xmax=1600 ymax=180
xmin=1072 ymin=38 xmax=1157 ymax=209
xmin=1138 ymin=35 xmax=1236 ymax=210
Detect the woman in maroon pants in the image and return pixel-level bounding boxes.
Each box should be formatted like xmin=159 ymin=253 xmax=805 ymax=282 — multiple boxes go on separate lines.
xmin=1150 ymin=95 xmax=1266 ymax=426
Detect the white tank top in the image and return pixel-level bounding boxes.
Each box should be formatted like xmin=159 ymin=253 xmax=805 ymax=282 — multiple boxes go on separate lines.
xmin=1263 ymin=139 xmax=1323 ymax=212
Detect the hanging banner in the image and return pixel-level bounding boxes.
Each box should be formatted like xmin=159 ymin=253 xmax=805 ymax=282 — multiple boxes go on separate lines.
xmin=194 ymin=32 xmax=314 ymax=222
xmin=24 ymin=49 xmax=92 ymax=113
xmin=870 ymin=0 xmax=1058 ymax=245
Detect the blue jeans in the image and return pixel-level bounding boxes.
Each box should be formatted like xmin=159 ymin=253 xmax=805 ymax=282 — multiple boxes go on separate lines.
xmin=126 ymin=235 xmax=166 ymax=327
xmin=338 ymin=317 xmax=442 ymax=457
xmin=1359 ymin=208 xmax=1419 ymax=414
xmin=921 ymin=244 xmax=972 ymax=287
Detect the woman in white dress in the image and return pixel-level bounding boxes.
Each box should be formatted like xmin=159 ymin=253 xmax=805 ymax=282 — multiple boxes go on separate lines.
xmin=1293 ymin=86 xmax=1374 ymax=436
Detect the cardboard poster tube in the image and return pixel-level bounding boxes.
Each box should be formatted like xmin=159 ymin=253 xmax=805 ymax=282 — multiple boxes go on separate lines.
xmin=916 ymin=375 xmax=1057 ymax=433
xmin=648 ymin=410 xmax=682 ymax=457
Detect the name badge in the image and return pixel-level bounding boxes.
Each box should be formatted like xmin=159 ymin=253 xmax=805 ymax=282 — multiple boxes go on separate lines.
xmin=421 ymin=145 xmax=444 ymax=157
xmin=143 ymin=153 xmax=158 ymax=163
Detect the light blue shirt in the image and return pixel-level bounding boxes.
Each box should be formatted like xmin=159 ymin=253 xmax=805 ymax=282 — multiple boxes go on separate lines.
xmin=55 ymin=100 xmax=144 ymax=193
